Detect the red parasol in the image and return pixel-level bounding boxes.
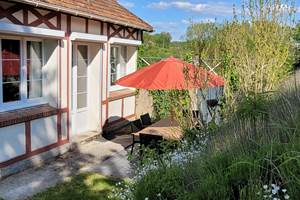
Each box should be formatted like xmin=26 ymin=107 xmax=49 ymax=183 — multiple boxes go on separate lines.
xmin=116 ymin=56 xmax=224 ymax=90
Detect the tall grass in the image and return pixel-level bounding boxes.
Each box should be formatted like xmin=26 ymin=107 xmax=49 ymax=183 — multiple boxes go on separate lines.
xmin=126 ymin=75 xmax=300 ymax=200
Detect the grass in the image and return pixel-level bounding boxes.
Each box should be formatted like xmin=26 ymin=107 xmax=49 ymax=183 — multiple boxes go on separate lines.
xmin=129 ymin=79 xmax=300 ymax=199
xmin=29 ymin=173 xmax=120 ymax=200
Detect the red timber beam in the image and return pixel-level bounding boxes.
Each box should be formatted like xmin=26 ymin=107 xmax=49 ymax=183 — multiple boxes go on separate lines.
xmin=0 ymin=4 xmax=23 ymax=25
xmin=0 ymin=3 xmax=61 ymax=30
xmin=107 ymin=23 xmax=139 ymax=40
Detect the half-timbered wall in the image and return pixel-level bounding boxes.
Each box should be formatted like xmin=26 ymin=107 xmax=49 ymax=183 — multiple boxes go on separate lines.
xmin=0 ymin=0 xmax=142 ymax=40
xmin=0 ymin=0 xmax=143 ymax=176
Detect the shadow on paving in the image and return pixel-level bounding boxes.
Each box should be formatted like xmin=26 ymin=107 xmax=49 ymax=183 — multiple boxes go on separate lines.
xmin=0 ymin=136 xmax=132 ymax=200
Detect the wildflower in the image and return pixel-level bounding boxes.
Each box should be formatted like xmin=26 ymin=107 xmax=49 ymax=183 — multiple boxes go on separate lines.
xmin=145 ymin=198 xmax=149 ymax=200
xmin=282 ymin=189 xmax=287 ymax=193
xmin=284 ymin=194 xmax=290 ymax=199
xmin=263 ymin=185 xmax=268 ymax=190
xmin=271 ymin=184 xmax=280 ymax=195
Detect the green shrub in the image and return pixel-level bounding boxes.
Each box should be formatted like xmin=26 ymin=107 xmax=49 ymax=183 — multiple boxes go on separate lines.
xmin=121 ymin=79 xmax=300 ymax=200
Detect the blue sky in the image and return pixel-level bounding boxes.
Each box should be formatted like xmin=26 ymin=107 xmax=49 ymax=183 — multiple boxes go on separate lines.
xmin=118 ymin=0 xmax=300 ymax=41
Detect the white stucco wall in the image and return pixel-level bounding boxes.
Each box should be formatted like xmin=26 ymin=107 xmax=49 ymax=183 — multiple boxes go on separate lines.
xmin=126 ymin=46 xmax=138 ymax=74
xmin=71 ymin=16 xmax=85 ymax=33
xmin=60 ymin=39 xmax=68 ymax=108
xmin=88 ymin=44 xmax=102 ymax=131
xmin=0 ymin=124 xmax=26 ymax=162
xmin=88 ymin=20 xmax=101 ymax=35
xmin=31 ymin=115 xmax=58 ymax=151
xmin=44 ymin=39 xmax=59 ymax=107
xmin=102 ymin=43 xmax=108 ymax=101
xmin=108 ymin=99 xmax=122 ymax=122
xmin=61 ymin=112 xmax=68 ymax=140
xmin=123 ymin=96 xmax=135 ymax=117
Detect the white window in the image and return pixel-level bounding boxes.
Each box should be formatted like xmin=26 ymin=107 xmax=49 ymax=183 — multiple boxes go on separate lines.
xmin=76 ymin=45 xmax=88 ymax=109
xmin=27 ymin=41 xmax=43 ymax=99
xmin=110 ymin=46 xmax=127 ymax=89
xmin=0 ymin=37 xmax=45 ymax=111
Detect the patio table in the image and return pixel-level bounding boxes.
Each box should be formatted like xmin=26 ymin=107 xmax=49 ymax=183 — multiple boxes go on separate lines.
xmin=132 ymin=118 xmax=183 ymax=140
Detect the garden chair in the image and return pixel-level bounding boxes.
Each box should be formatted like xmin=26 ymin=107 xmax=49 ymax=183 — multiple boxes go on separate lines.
xmin=130 ymin=119 xmax=143 ymax=154
xmin=192 ymin=110 xmax=200 ymax=119
xmin=139 ymin=133 xmax=163 ymax=156
xmin=140 ymin=113 xmax=152 ymax=127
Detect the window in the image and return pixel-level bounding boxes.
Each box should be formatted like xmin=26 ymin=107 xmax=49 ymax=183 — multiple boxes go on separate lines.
xmin=110 ymin=46 xmax=127 ymax=87
xmin=77 ymin=45 xmax=88 ymax=109
xmin=0 ymin=38 xmax=44 ymax=110
xmin=27 ymin=41 xmax=43 ymax=99
xmin=1 ymin=39 xmax=21 ymax=103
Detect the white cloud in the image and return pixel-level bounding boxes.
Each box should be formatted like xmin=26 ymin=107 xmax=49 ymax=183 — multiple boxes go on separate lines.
xmin=181 ymin=18 xmax=216 ymax=25
xmin=148 ymin=1 xmax=234 ymax=16
xmin=119 ymin=0 xmax=134 ymax=9
xmin=151 ymin=21 xmax=185 ymax=41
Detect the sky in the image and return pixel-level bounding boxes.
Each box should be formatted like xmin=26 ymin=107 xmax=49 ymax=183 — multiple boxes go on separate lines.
xmin=118 ymin=0 xmax=300 ymax=41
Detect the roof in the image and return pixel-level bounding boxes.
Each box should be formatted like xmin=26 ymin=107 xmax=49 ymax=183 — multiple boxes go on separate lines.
xmin=16 ymin=0 xmax=153 ymax=31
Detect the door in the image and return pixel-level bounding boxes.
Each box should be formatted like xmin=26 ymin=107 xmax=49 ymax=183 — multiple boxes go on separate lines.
xmin=72 ymin=44 xmax=89 ymax=134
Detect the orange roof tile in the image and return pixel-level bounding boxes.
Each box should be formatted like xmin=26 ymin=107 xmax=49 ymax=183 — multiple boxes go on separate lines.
xmin=17 ymin=0 xmax=153 ymax=31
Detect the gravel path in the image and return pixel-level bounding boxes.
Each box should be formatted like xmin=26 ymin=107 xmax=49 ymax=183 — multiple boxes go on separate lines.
xmin=0 ymin=136 xmax=132 ymax=200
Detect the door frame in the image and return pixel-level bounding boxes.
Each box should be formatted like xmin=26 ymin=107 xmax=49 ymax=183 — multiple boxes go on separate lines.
xmin=71 ymin=42 xmax=90 ymax=134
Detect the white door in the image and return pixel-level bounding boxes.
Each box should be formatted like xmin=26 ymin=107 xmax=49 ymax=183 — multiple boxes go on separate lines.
xmin=72 ymin=44 xmax=89 ymax=135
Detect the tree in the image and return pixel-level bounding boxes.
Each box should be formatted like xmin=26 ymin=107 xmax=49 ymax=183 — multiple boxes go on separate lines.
xmin=185 ymin=22 xmax=218 ymax=66
xmin=187 ymin=0 xmax=296 ymax=113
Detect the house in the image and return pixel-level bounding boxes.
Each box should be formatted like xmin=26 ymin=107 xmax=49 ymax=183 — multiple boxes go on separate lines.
xmin=0 ymin=0 xmax=153 ymax=178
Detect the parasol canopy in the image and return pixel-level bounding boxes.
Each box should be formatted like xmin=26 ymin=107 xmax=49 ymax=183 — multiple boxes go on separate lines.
xmin=116 ymin=56 xmax=224 ymax=90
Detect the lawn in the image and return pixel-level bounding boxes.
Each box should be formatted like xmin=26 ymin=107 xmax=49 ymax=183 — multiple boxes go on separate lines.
xmin=29 ymin=173 xmax=120 ymax=200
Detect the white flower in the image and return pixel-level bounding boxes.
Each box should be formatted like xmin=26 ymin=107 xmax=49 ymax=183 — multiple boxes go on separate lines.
xmin=263 ymin=185 xmax=268 ymax=190
xmin=157 ymin=193 xmax=161 ymax=197
xmin=273 ymin=198 xmax=278 ymax=200
xmin=271 ymin=185 xmax=280 ymax=195
xmin=272 ymin=189 xmax=278 ymax=195
xmin=145 ymin=198 xmax=149 ymax=200
xmin=284 ymin=194 xmax=290 ymax=199
xmin=282 ymin=189 xmax=287 ymax=193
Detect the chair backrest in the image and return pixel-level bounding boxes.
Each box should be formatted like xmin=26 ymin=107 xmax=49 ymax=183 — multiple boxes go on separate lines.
xmin=182 ymin=109 xmax=189 ymax=117
xmin=131 ymin=119 xmax=143 ymax=132
xmin=192 ymin=110 xmax=200 ymax=119
xmin=140 ymin=113 xmax=152 ymax=126
xmin=139 ymin=133 xmax=163 ymax=149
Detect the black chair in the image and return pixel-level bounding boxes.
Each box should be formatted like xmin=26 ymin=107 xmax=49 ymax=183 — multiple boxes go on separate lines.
xmin=207 ymin=99 xmax=219 ymax=108
xmin=182 ymin=109 xmax=189 ymax=117
xmin=192 ymin=110 xmax=200 ymax=119
xmin=130 ymin=119 xmax=143 ymax=154
xmin=139 ymin=133 xmax=163 ymax=155
xmin=131 ymin=119 xmax=143 ymax=132
xmin=140 ymin=113 xmax=152 ymax=126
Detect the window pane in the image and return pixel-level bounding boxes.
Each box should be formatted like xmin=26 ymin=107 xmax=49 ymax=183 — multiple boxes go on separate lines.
xmin=77 ymin=93 xmax=87 ymax=109
xmin=77 ymin=59 xmax=88 ymax=76
xmin=27 ymin=80 xmax=42 ymax=99
xmin=2 ymin=60 xmax=21 ymax=82
xmin=110 ymin=47 xmax=119 ymax=85
xmin=77 ymin=45 xmax=88 ymax=77
xmin=27 ymin=41 xmax=43 ymax=99
xmin=76 ymin=45 xmax=88 ymax=109
xmin=77 ymin=77 xmax=87 ymax=93
xmin=2 ymin=39 xmax=21 ymax=102
xmin=3 ymin=83 xmax=20 ymax=102
xmin=120 ymin=46 xmax=127 ymax=77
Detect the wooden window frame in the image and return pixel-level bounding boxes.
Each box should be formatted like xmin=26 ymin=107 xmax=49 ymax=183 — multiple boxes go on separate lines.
xmin=0 ymin=35 xmax=47 ymax=112
xmin=109 ymin=45 xmax=127 ymax=92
